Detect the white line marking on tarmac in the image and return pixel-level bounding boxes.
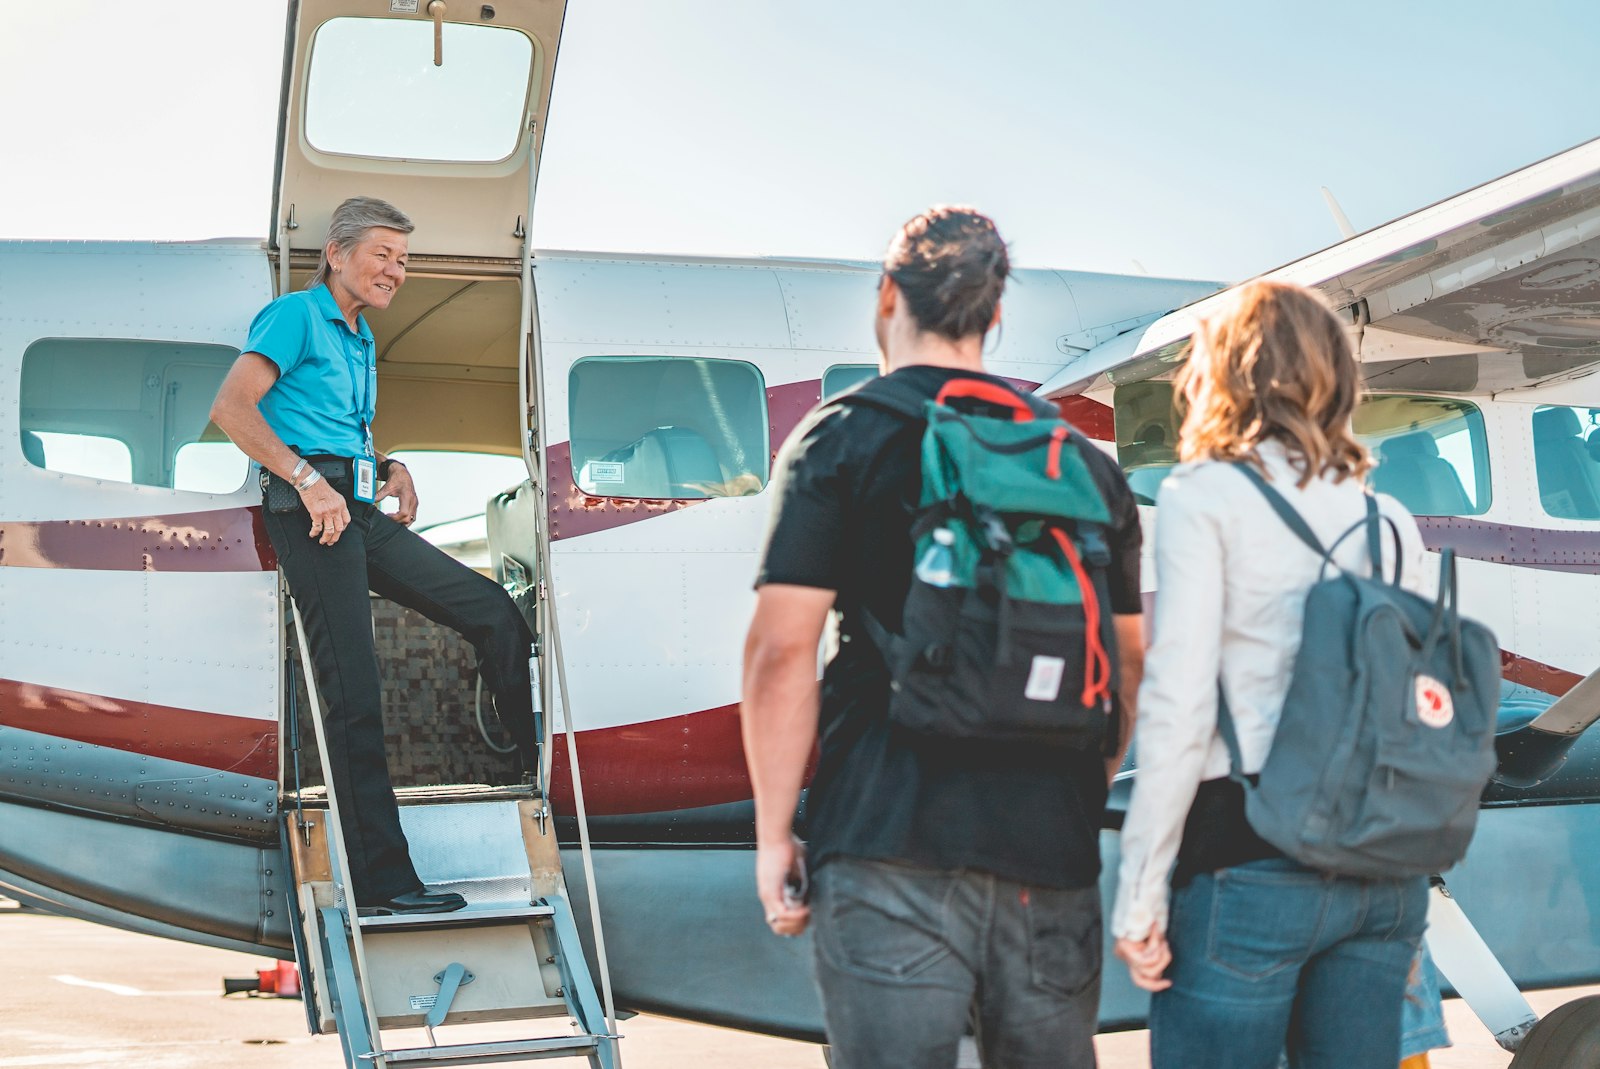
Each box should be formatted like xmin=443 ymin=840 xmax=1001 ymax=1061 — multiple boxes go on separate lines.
xmin=48 ymin=975 xmax=215 ymax=997
xmin=0 ymin=1038 xmax=314 ymax=1066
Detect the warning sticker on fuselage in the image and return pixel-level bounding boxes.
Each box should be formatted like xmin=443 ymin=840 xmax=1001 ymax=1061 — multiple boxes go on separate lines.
xmin=409 ymin=993 xmax=437 ymax=1011
xmin=390 ymin=0 xmax=421 ymax=12
xmin=587 ymin=461 xmax=625 ymax=484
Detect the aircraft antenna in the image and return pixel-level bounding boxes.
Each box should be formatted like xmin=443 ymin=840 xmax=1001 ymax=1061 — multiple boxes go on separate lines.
xmin=1320 ymin=187 xmax=1357 ymax=239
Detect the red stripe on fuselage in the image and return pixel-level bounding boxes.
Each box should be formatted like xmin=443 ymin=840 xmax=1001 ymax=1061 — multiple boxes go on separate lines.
xmin=1053 ymin=395 xmax=1116 ymax=441
xmin=545 ymin=703 xmax=754 ymax=816
xmin=0 ymin=644 xmax=1585 ymax=816
xmin=1502 ymin=653 xmax=1584 ymax=695
xmin=0 ymin=678 xmax=277 ymax=779
xmin=0 ymin=508 xmax=275 ymax=572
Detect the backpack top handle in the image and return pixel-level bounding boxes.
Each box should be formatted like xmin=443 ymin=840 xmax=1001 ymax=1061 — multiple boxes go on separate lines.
xmin=935 ymin=379 xmax=1036 ymax=422
xmin=1419 ymin=547 xmax=1467 ymax=688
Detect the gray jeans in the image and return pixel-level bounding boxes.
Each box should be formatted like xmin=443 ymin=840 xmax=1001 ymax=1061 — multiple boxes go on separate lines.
xmin=812 ymin=856 xmax=1102 ymax=1069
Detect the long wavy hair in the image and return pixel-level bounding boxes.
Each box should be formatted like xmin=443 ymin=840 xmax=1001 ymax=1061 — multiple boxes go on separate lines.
xmin=1175 ymin=279 xmax=1371 ymax=486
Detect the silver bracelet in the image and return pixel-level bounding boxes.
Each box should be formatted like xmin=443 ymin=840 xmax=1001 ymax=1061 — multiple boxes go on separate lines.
xmin=295 ymin=468 xmax=323 ymax=492
xmin=288 ymin=459 xmax=308 ymax=483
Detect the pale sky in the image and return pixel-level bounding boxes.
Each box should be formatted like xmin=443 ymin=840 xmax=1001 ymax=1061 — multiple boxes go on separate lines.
xmin=2 ymin=2 xmax=1597 ymax=281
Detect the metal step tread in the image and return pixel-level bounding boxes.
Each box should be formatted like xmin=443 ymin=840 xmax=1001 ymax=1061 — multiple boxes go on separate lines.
xmin=290 ymin=783 xmax=538 ymax=810
xmin=381 ymin=1035 xmax=601 ymax=1064
xmin=358 ymin=902 xmax=555 ymax=929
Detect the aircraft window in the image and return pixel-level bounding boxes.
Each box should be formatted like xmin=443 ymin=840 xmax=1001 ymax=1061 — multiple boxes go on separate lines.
xmin=174 ymin=442 xmax=252 ymax=494
xmin=1112 ymin=381 xmax=1181 ymax=505
xmin=20 ymin=339 xmax=250 ymax=493
xmin=1357 ymin=396 xmax=1490 ymax=516
xmin=305 ymin=18 xmax=535 ymax=164
xmin=26 ymin=432 xmax=133 ymax=484
xmin=1531 ymin=405 xmax=1600 ymax=520
xmin=822 ymin=363 xmax=879 ymax=400
xmin=568 ymin=357 xmax=769 ymax=500
xmin=386 ymin=449 xmax=529 ymax=570
xmin=1112 ymin=383 xmax=1491 ymax=516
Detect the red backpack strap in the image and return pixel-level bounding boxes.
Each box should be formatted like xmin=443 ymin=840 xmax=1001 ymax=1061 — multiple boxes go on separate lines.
xmin=934 ymin=379 xmax=1035 ymax=422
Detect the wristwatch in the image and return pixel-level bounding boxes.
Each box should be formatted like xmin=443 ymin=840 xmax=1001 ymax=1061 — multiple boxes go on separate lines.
xmin=378 ymin=458 xmax=405 ymax=480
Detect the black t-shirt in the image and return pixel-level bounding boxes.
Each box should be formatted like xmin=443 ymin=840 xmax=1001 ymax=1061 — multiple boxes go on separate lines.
xmin=756 ymin=365 xmax=1143 ymax=889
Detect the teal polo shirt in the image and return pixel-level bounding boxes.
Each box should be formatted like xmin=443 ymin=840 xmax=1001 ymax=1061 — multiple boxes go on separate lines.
xmin=244 ymin=284 xmax=376 ymax=458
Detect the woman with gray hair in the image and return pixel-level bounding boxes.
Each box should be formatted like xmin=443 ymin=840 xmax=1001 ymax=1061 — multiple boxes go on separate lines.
xmin=211 ymin=196 xmax=538 ymax=915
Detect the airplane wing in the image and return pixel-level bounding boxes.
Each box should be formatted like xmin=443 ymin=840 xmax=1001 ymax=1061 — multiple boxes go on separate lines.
xmin=1040 ymin=137 xmax=1600 ymax=397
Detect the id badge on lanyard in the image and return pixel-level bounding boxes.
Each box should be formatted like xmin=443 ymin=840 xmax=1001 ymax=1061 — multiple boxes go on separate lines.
xmin=353 ymin=351 xmax=377 ymax=503
xmin=354 ymin=454 xmax=377 ymax=503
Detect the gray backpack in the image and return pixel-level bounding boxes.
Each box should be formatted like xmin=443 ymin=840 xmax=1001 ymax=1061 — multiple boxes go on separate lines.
xmin=1217 ymin=463 xmax=1501 ymax=879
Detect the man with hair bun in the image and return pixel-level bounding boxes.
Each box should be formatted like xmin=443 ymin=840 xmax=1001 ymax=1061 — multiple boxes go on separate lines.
xmin=742 ymin=206 xmax=1146 ymax=1067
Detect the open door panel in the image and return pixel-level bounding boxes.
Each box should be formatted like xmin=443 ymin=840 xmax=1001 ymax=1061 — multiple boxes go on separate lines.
xmin=272 ymin=0 xmax=566 ymax=278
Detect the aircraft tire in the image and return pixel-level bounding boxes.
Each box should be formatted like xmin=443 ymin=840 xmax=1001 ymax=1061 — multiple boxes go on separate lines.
xmin=1509 ymin=994 xmax=1600 ymax=1068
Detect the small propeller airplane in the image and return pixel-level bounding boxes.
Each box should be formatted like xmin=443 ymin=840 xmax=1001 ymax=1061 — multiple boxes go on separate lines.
xmin=2 ymin=2 xmax=1599 ymax=1064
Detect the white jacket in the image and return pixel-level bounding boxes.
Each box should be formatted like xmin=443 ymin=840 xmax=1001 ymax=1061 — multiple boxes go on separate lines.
xmin=1110 ymin=439 xmax=1428 ymax=941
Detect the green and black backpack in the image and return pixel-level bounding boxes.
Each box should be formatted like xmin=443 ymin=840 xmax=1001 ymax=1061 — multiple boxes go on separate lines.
xmin=838 ymin=375 xmax=1121 ymax=751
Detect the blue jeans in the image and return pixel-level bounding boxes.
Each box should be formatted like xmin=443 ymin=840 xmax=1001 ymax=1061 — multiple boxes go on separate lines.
xmin=1150 ymin=858 xmax=1427 ymax=1069
xmin=812 ymin=856 xmax=1101 ymax=1069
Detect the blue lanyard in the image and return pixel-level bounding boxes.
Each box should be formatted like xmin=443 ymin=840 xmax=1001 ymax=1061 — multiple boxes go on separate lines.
xmin=348 ymin=329 xmax=375 ymax=459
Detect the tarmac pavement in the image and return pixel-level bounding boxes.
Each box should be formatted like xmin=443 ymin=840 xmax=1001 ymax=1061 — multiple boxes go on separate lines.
xmin=0 ymin=898 xmax=1588 ymax=1067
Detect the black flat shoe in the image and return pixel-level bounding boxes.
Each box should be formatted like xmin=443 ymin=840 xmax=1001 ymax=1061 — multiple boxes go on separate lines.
xmin=357 ymin=888 xmax=468 ymax=916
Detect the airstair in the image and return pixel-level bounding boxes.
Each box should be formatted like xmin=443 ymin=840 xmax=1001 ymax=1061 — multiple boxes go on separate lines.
xmin=282 ymin=603 xmax=621 ymax=1069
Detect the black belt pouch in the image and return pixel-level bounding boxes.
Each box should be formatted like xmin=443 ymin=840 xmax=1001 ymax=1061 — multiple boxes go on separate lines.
xmin=260 ymin=457 xmax=350 ymax=514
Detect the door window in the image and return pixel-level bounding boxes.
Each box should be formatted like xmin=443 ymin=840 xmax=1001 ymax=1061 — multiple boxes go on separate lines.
xmin=305 ymin=17 xmax=535 ymax=163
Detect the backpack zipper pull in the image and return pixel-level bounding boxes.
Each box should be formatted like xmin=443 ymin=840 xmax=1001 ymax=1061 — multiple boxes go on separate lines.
xmin=1046 ymin=426 xmax=1068 ymax=479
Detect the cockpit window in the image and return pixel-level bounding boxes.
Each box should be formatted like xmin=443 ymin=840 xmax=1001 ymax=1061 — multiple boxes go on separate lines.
xmin=1112 ymin=381 xmax=1182 ymax=506
xmin=304 ymin=18 xmax=535 ymax=164
xmin=1531 ymin=404 xmax=1600 ymax=520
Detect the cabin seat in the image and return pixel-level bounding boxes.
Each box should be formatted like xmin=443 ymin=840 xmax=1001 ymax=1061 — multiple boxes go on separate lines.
xmin=1370 ymin=431 xmax=1472 ymax=515
xmin=1533 ymin=406 xmax=1600 ymax=519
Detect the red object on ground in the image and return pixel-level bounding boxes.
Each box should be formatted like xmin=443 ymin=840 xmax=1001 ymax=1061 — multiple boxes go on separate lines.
xmin=250 ymin=961 xmax=301 ymax=998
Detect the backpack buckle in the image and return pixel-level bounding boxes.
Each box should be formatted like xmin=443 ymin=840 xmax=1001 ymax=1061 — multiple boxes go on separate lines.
xmin=976 ymin=508 xmax=1013 ymax=555
xmin=1079 ymin=525 xmax=1110 ymax=568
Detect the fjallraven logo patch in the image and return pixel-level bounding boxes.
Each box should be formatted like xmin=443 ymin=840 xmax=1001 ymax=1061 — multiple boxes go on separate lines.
xmin=1415 ymin=674 xmax=1455 ymax=728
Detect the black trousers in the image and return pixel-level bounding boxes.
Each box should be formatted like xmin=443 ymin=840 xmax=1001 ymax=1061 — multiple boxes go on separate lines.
xmin=264 ymin=479 xmax=536 ymax=904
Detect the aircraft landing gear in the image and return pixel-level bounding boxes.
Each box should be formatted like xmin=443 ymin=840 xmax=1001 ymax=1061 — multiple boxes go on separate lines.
xmin=1509 ymin=995 xmax=1600 ymax=1067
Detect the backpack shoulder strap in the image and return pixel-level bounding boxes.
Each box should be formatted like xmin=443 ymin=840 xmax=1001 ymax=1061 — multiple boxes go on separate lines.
xmin=831 ymin=376 xmax=927 ymax=422
xmin=840 ymin=375 xmax=1061 ymax=424
xmin=1229 ymin=461 xmax=1327 ymax=558
xmin=1020 ymin=391 xmax=1062 ymax=422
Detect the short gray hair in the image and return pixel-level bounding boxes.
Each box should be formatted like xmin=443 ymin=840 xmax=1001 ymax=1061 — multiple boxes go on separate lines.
xmin=308 ymin=196 xmax=414 ymax=289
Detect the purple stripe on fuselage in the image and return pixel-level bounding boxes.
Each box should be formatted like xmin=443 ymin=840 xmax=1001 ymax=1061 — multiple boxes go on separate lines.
xmin=1416 ymin=516 xmax=1600 ymax=574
